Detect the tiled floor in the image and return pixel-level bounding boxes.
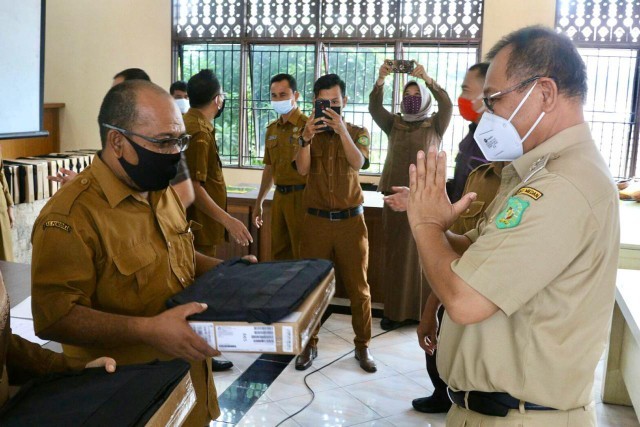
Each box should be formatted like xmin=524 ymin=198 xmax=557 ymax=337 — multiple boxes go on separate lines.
xmin=211 ymin=313 xmax=640 ymax=427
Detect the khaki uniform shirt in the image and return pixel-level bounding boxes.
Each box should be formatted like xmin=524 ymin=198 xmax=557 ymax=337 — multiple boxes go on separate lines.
xmin=449 ymin=162 xmax=505 ymax=235
xmin=183 ymin=108 xmax=227 ymax=247
xmin=30 ymin=154 xmax=218 ymax=423
xmin=303 ymin=124 xmax=370 ymax=211
xmin=31 ymin=154 xmax=196 ymax=362
xmin=264 ymin=108 xmax=308 ymax=186
xmin=0 ymin=154 xmax=14 ymax=261
xmin=1 ymin=274 xmax=84 ymax=407
xmin=437 ymin=123 xmax=620 ymax=410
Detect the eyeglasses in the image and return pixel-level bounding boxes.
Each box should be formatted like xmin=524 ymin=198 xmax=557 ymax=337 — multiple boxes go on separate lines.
xmin=482 ymin=75 xmax=542 ymax=113
xmin=102 ymin=123 xmax=190 ymax=152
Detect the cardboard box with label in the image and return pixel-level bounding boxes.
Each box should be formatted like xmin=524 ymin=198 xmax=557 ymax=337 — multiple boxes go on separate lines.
xmin=190 ymin=270 xmax=335 ymax=355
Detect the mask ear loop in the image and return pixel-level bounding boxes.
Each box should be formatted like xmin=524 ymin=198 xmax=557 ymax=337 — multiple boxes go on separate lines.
xmin=507 ymin=81 xmax=538 ymax=122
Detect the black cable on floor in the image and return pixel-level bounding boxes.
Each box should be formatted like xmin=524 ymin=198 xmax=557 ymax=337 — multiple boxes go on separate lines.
xmin=274 ymin=325 xmax=405 ymax=426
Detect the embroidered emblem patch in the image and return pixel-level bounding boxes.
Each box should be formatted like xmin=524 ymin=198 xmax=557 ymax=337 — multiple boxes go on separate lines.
xmin=516 ymin=187 xmax=543 ymax=200
xmin=43 ymin=220 xmax=71 ymax=233
xmin=357 ymin=136 xmax=370 ymax=146
xmin=495 ymin=197 xmax=529 ymax=229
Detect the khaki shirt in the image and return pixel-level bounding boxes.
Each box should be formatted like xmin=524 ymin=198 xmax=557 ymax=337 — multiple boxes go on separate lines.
xmin=263 ymin=108 xmax=308 ymax=186
xmin=31 ymin=154 xmax=195 ymax=363
xmin=437 ymin=123 xmax=620 ymax=410
xmin=183 ymin=108 xmax=227 ymax=247
xmin=449 ymin=162 xmax=505 ymax=235
xmin=303 ymin=124 xmax=370 ymax=211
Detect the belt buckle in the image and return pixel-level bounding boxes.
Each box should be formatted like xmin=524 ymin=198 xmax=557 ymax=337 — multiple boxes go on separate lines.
xmin=329 ymin=211 xmax=341 ymax=221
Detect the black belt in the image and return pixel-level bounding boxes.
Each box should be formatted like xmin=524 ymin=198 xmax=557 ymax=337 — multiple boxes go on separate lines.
xmin=276 ymin=184 xmax=306 ymax=194
xmin=447 ymin=388 xmax=556 ymax=417
xmin=307 ymin=205 xmax=363 ymax=221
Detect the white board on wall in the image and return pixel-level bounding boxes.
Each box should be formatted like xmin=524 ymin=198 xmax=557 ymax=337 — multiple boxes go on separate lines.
xmin=0 ymin=0 xmax=47 ymax=139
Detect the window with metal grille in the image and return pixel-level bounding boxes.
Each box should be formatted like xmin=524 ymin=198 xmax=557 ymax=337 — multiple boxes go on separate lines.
xmin=556 ymin=0 xmax=640 ymax=179
xmin=172 ymin=0 xmax=483 ymax=173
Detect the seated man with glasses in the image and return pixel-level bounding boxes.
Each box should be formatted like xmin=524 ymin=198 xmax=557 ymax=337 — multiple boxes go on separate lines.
xmin=30 ymin=80 xmax=256 ymax=426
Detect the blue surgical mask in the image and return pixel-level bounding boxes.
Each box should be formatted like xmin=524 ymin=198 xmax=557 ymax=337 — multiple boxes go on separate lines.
xmin=174 ymin=98 xmax=189 ymax=114
xmin=271 ymin=99 xmax=295 ymax=116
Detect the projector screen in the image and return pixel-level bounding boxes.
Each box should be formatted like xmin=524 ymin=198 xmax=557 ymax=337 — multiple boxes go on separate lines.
xmin=0 ymin=0 xmax=47 ymax=140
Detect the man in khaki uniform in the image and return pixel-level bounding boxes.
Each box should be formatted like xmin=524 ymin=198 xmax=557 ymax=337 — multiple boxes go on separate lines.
xmin=183 ymin=69 xmax=252 ymax=255
xmin=407 ymin=27 xmax=619 ymax=426
xmin=295 ymin=74 xmax=376 ymax=373
xmin=253 ymin=73 xmax=308 ymax=260
xmin=0 ymin=147 xmax=15 ymax=261
xmin=30 ymin=81 xmax=251 ymax=426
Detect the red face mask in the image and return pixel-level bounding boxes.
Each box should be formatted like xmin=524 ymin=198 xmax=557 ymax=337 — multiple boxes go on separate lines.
xmin=458 ymin=96 xmax=482 ymax=122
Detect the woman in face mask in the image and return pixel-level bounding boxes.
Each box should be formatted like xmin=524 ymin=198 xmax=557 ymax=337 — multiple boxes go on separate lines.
xmin=368 ymin=60 xmax=453 ymax=330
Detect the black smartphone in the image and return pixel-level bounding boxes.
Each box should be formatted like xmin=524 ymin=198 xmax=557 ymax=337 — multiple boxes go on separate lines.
xmin=385 ymin=59 xmax=415 ymax=73
xmin=314 ymin=99 xmax=331 ymax=132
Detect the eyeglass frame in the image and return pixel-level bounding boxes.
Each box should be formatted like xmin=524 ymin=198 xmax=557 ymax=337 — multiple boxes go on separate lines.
xmin=482 ymin=75 xmax=544 ymax=113
xmin=101 ymin=123 xmax=191 ymax=152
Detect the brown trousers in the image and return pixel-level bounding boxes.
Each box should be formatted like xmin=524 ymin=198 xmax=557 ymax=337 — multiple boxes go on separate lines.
xmin=300 ymin=213 xmax=372 ymax=349
xmin=271 ymin=189 xmax=305 ymax=260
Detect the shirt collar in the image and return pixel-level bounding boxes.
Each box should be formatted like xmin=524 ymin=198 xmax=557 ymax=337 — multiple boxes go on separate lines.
xmin=279 ymin=107 xmax=302 ymax=126
xmin=90 ymin=152 xmax=152 ymax=208
xmin=511 ymin=123 xmax=592 ymax=180
xmin=185 ymin=108 xmax=214 ymax=132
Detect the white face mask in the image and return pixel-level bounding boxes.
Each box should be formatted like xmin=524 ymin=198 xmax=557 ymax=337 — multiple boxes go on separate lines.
xmin=174 ymin=98 xmax=189 ymax=114
xmin=474 ymin=81 xmax=545 ymax=161
xmin=271 ymin=99 xmax=295 ymax=116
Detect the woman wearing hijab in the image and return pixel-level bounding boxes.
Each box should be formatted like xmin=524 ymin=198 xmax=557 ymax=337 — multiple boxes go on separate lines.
xmin=369 ymin=61 xmax=452 ymax=330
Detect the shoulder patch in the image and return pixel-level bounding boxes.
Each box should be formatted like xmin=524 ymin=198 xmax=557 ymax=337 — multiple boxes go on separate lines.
xmin=357 ymin=136 xmax=370 ymax=146
xmin=43 ymin=220 xmax=71 ymax=233
xmin=516 ymin=187 xmax=543 ymax=200
xmin=495 ymin=196 xmax=529 ymax=229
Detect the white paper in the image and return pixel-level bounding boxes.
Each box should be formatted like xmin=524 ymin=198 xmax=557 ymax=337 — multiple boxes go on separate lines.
xmin=11 ymin=296 xmax=33 ymax=320
xmin=190 ymin=322 xmax=216 ymax=348
xmin=11 ymin=317 xmax=48 ymax=346
xmin=215 ymin=325 xmax=276 ymax=352
xmin=282 ymin=326 xmax=294 ymax=353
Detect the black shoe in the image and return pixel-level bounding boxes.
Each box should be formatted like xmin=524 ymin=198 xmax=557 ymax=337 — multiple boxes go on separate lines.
xmin=295 ymin=345 xmax=317 ymax=371
xmin=380 ymin=317 xmax=418 ymax=331
xmin=212 ymin=358 xmax=233 ymax=372
xmin=412 ymin=394 xmax=452 ymax=413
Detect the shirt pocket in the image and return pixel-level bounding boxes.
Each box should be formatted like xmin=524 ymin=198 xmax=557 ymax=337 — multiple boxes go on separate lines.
xmin=113 ymin=242 xmax=157 ymax=288
xmin=310 ymin=143 xmax=324 ymax=175
xmin=459 ymin=200 xmax=485 ymax=232
xmin=337 ymin=149 xmax=355 ymax=176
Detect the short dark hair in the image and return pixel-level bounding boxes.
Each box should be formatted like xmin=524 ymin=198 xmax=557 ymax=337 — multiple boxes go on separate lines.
xmin=468 ymin=62 xmax=490 ymax=79
xmin=113 ymin=68 xmax=150 ymax=82
xmin=485 ymin=26 xmax=587 ymax=103
xmin=170 ymin=80 xmax=188 ymax=95
xmin=313 ymin=74 xmax=346 ymax=98
xmin=270 ymin=74 xmax=297 ymax=93
xmin=97 ymin=80 xmax=166 ymax=148
xmin=187 ymin=69 xmax=221 ymax=108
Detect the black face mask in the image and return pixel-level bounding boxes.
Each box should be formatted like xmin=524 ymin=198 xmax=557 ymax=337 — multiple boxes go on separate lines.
xmin=214 ymin=99 xmax=226 ymax=119
xmin=118 ymin=136 xmax=181 ymax=191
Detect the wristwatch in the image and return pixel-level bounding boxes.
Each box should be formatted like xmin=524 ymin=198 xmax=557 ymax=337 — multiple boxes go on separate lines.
xmin=298 ymin=136 xmax=310 ymax=147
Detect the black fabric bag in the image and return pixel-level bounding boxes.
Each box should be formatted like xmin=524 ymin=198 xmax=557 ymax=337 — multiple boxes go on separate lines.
xmin=167 ymin=258 xmax=333 ymax=324
xmin=0 ymin=359 xmax=190 ymax=427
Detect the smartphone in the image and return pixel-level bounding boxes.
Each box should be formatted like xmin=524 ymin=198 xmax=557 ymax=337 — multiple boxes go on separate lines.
xmin=314 ymin=99 xmax=331 ymax=132
xmin=385 ymin=59 xmax=415 ymax=73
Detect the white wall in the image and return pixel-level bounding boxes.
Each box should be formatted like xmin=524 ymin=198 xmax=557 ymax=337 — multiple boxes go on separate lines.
xmin=44 ymin=0 xmax=171 ymax=151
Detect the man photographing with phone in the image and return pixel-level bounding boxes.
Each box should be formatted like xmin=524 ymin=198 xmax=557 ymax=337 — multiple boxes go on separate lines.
xmin=294 ymin=74 xmax=377 ymax=373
